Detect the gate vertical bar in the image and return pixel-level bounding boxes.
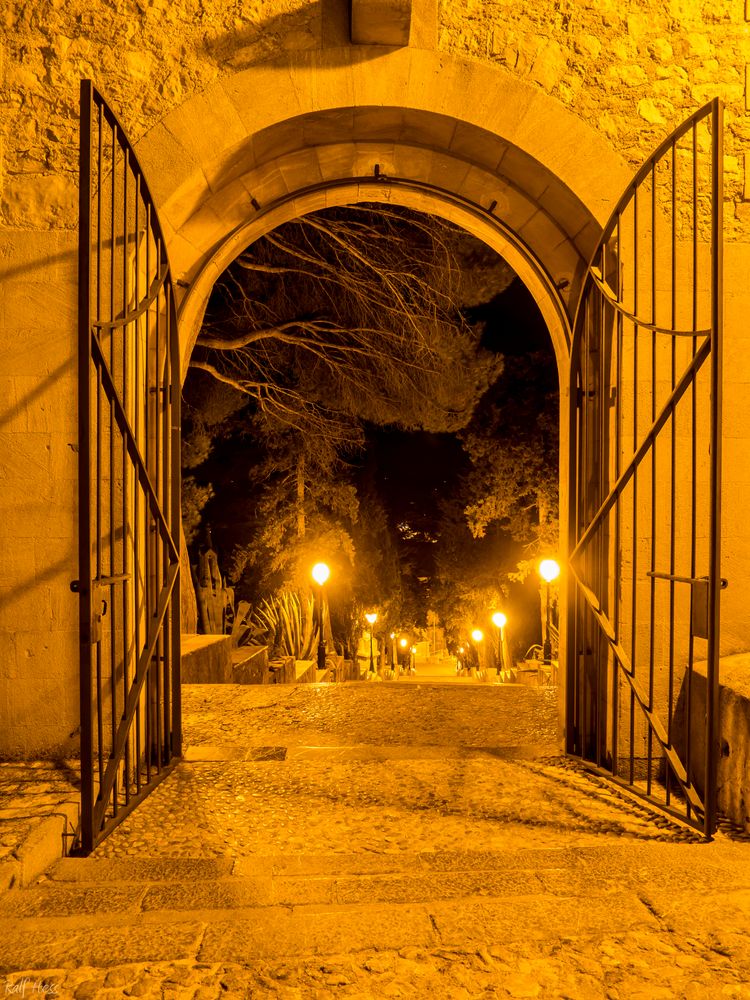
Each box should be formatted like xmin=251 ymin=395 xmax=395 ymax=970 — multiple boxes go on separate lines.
xmin=705 ymin=98 xmax=724 ymax=837
xmin=77 ymin=79 xmax=94 ymax=855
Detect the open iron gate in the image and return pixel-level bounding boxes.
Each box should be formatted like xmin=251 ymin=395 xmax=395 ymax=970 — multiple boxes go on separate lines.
xmin=567 ymin=100 xmax=723 ymax=837
xmin=75 ymin=80 xmax=181 ymax=853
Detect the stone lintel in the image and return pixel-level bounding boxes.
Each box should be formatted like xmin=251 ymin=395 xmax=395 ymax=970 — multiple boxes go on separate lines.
xmin=350 ymin=0 xmax=412 ymax=46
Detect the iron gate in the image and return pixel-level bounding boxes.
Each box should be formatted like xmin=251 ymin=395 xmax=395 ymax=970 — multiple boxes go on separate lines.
xmin=567 ymin=100 xmax=723 ymax=836
xmin=75 ymin=80 xmax=181 ymax=853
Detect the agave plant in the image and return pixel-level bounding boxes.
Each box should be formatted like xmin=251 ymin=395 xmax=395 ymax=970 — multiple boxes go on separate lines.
xmin=247 ymin=590 xmax=316 ymax=659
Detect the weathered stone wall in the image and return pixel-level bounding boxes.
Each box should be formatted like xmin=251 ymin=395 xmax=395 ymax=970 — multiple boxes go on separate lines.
xmin=0 ymin=0 xmax=334 ymax=231
xmin=439 ymin=0 xmax=750 ymax=238
xmin=2 ymin=1 xmax=749 ymax=232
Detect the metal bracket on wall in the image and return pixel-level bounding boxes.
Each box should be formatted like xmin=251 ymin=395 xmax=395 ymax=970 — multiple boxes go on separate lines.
xmin=647 ymin=571 xmax=729 ymax=640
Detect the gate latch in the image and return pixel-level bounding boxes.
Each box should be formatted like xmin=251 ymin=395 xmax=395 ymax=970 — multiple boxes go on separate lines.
xmin=70 ymin=574 xmax=131 ymax=644
xmin=647 ymin=571 xmax=729 ymax=639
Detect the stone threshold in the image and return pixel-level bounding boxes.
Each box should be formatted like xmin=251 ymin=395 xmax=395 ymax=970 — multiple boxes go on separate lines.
xmin=181 ymin=743 xmax=559 ymax=763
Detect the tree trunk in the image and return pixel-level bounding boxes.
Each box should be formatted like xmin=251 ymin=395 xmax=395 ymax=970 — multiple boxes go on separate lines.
xmin=296 ymin=453 xmax=306 ymax=539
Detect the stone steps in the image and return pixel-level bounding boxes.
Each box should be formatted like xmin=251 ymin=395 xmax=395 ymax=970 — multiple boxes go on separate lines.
xmin=1 ymin=843 xmax=745 ymax=972
xmin=0 ymin=886 xmax=661 ymax=972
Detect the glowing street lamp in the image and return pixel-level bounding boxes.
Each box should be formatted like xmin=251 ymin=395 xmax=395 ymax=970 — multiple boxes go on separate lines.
xmin=365 ymin=612 xmax=378 ymax=673
xmin=491 ymin=612 xmax=507 ymax=673
xmin=539 ymin=558 xmax=560 ymax=664
xmin=471 ymin=629 xmax=484 ymax=673
xmin=399 ymin=636 xmax=408 ymax=672
xmin=311 ymin=562 xmax=330 ymax=671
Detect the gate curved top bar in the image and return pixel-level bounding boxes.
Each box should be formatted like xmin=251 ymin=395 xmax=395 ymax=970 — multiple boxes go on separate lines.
xmin=571 ymin=98 xmax=720 ymax=349
xmin=83 ymin=80 xmax=176 ymax=272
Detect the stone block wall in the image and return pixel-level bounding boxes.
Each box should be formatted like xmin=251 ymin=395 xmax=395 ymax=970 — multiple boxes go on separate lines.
xmin=439 ymin=0 xmax=750 ymax=235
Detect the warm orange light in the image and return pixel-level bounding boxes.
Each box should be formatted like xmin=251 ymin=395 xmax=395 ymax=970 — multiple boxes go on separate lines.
xmin=539 ymin=559 xmax=560 ymax=583
xmin=471 ymin=629 xmax=484 ymax=642
xmin=365 ymin=612 xmax=377 ymax=625
xmin=311 ymin=562 xmax=330 ymax=585
xmin=389 ymin=632 xmax=396 ymax=639
xmin=399 ymin=637 xmax=408 ymax=648
xmin=492 ymin=612 xmax=507 ymax=629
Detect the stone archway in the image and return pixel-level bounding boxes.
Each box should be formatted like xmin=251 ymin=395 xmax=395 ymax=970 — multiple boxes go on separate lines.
xmin=133 ymin=49 xmax=634 ymax=736
xmin=133 ymin=48 xmax=634 ymax=347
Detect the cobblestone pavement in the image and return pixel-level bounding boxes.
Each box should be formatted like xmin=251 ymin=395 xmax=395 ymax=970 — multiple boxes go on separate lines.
xmin=179 ymin=682 xmax=560 ymax=750
xmin=3 ymin=682 xmax=750 ymax=998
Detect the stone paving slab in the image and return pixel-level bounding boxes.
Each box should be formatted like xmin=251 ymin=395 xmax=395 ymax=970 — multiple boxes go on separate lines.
xmin=0 ymin=883 xmax=147 ymax=918
xmin=641 ymin=888 xmax=750 ymax=974
xmin=233 ymin=847 xmax=580 ymax=879
xmin=184 ymin=742 xmax=557 ymax=763
xmin=141 ymin=877 xmax=274 ymax=912
xmin=50 ymin=856 xmax=235 ymax=883
xmin=197 ymin=903 xmax=441 ymax=962
xmin=0 ymin=920 xmax=205 ymax=973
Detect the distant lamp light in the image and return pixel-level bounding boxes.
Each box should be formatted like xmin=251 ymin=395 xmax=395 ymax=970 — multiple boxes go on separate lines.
xmin=539 ymin=559 xmax=560 ymax=583
xmin=538 ymin=558 xmax=560 ymax=663
xmin=399 ymin=637 xmax=408 ymax=648
xmin=492 ymin=612 xmax=507 ymax=674
xmin=311 ymin=562 xmax=331 ymax=671
xmin=365 ymin=611 xmax=377 ymax=672
xmin=471 ymin=629 xmax=484 ymax=643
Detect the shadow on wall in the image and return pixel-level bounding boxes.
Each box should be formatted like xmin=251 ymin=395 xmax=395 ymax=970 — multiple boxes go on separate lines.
xmin=0 ymin=356 xmax=74 ymax=434
xmin=198 ymin=0 xmax=408 ymax=72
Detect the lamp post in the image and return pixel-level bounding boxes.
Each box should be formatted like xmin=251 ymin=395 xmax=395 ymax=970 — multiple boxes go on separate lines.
xmin=410 ymin=645 xmax=417 ymax=673
xmin=311 ymin=562 xmax=330 ymax=671
xmin=539 ymin=558 xmax=560 ymax=664
xmin=389 ymin=632 xmax=396 ymax=670
xmin=399 ymin=636 xmax=408 ymax=672
xmin=365 ymin=612 xmax=378 ymax=673
xmin=471 ymin=628 xmax=484 ymax=673
xmin=491 ymin=611 xmax=507 ymax=674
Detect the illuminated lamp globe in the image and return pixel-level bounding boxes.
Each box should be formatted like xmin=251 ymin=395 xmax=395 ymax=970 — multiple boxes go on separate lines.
xmin=365 ymin=612 xmax=377 ymax=625
xmin=539 ymin=559 xmax=560 ymax=583
xmin=399 ymin=637 xmax=409 ymax=649
xmin=311 ymin=562 xmax=330 ymax=586
xmin=491 ymin=612 xmax=507 ymax=629
xmin=471 ymin=629 xmax=484 ymax=643
xmin=389 ymin=632 xmax=396 ymax=639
